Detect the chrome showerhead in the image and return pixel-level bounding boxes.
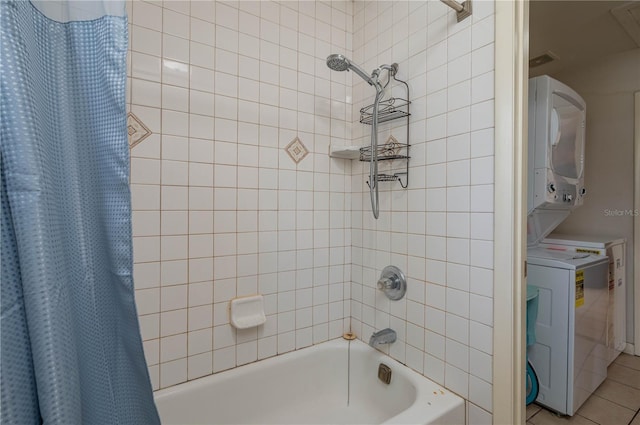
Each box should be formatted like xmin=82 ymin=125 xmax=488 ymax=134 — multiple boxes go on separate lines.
xmin=326 ymin=53 xmax=375 ymax=86
xmin=326 ymin=54 xmax=350 ymax=71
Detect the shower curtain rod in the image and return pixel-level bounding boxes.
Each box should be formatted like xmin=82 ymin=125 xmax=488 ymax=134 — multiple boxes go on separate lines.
xmin=440 ymin=0 xmax=472 ymax=22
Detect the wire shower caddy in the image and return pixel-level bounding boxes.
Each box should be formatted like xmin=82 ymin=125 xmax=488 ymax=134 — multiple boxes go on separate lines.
xmin=359 ymin=74 xmax=411 ymax=188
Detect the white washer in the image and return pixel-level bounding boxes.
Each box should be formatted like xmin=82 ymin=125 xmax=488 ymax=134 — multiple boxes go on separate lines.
xmin=527 ymin=248 xmax=609 ymax=416
xmin=540 ymin=233 xmax=627 ymax=364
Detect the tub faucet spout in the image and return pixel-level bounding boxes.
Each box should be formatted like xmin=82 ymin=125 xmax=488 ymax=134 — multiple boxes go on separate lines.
xmin=369 ymin=328 xmax=396 ymax=347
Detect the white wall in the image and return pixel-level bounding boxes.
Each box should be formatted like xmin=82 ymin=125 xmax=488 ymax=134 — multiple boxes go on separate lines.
xmin=554 ymin=48 xmax=640 ymax=343
xmin=349 ymin=1 xmax=495 ymax=422
xmin=126 ymin=0 xmax=353 ymax=390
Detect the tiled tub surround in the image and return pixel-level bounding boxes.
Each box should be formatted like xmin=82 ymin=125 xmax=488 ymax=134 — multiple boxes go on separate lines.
xmin=349 ymin=1 xmax=495 ymax=422
xmin=127 ymin=0 xmax=496 ymax=423
xmin=127 ymin=0 xmax=353 ymax=390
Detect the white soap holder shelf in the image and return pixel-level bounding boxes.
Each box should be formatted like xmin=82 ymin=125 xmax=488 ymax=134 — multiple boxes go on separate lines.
xmin=328 ymin=145 xmax=361 ymax=159
xmin=229 ymin=295 xmax=266 ymax=329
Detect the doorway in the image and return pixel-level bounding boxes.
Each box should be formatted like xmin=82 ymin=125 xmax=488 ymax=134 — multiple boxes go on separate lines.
xmin=494 ymin=1 xmax=640 ymax=421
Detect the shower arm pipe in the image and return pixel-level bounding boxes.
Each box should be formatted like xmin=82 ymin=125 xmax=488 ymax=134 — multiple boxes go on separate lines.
xmin=440 ymin=0 xmax=472 ymax=22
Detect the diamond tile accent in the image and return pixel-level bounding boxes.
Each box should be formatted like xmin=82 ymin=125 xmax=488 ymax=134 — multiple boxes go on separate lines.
xmin=127 ymin=112 xmax=152 ymax=149
xmin=382 ymin=135 xmax=401 ymax=155
xmin=285 ymin=137 xmax=309 ymax=164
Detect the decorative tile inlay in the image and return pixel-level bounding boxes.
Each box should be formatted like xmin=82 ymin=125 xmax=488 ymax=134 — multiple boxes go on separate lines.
xmin=127 ymin=112 xmax=152 ymax=149
xmin=285 ymin=137 xmax=309 ymax=164
xmin=381 ymin=135 xmax=401 ymax=156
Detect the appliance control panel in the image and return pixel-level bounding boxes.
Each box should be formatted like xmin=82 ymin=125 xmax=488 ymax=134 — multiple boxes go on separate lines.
xmin=545 ymin=181 xmax=584 ymax=207
xmin=534 ymin=169 xmax=585 ymax=210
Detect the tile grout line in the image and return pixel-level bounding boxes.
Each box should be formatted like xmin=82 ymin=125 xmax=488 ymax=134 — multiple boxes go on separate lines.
xmin=527 ymin=404 xmax=543 ymax=423
xmin=604 ymin=376 xmax=640 ymax=392
xmin=591 ymin=388 xmax=640 ymax=412
xmin=575 ymin=413 xmax=600 ymax=425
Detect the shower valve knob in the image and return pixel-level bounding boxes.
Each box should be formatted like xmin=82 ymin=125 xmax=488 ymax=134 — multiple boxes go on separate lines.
xmin=547 ymin=184 xmax=556 ymax=193
xmin=377 ymin=266 xmax=407 ymax=301
xmin=377 ymin=277 xmax=396 ymax=290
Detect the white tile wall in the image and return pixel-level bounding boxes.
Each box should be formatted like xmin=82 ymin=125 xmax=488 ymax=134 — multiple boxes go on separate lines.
xmin=128 ymin=1 xmax=496 ymax=422
xmin=128 ymin=0 xmax=353 ymax=392
xmin=349 ymin=1 xmax=495 ymax=422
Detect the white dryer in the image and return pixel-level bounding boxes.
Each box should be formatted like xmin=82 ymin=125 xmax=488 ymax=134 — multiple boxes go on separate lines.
xmin=527 ymin=75 xmax=587 ymax=246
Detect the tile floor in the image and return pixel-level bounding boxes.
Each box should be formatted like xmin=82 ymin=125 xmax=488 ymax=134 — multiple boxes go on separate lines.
xmin=526 ymin=353 xmax=640 ymax=425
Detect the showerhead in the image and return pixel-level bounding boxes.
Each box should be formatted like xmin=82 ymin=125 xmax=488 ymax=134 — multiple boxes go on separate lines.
xmin=326 ymin=54 xmax=350 ymax=72
xmin=326 ymin=53 xmax=375 ymax=86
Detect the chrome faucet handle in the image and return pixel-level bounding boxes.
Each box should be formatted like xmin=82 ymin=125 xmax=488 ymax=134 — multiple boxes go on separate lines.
xmin=377 ymin=266 xmax=406 ymax=301
xmin=377 ymin=276 xmax=396 ymax=290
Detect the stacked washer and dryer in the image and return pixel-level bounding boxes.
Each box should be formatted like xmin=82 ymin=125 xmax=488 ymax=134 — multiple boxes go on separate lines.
xmin=526 ymin=76 xmax=625 ymax=416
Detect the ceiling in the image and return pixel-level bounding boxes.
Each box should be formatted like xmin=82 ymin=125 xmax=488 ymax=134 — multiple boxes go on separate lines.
xmin=529 ymin=1 xmax=640 ymax=77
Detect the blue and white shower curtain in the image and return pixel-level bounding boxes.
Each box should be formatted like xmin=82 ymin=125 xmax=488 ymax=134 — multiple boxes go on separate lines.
xmin=1 ymin=1 xmax=160 ymax=423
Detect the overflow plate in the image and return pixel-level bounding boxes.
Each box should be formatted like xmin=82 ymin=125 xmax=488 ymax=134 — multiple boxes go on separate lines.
xmin=378 ymin=363 xmax=392 ymax=385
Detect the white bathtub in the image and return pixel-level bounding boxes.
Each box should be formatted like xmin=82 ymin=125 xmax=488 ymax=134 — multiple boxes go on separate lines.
xmin=154 ymin=338 xmax=465 ymax=424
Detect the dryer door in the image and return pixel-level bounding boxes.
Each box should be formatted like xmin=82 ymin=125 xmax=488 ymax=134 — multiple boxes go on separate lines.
xmin=550 ymin=93 xmax=585 ymax=182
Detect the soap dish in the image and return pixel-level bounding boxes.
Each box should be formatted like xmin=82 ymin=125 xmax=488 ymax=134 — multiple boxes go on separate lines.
xmin=229 ymin=295 xmax=266 ymax=329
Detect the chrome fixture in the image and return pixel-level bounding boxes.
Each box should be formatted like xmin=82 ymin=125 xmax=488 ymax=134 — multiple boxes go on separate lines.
xmin=369 ymin=328 xmax=397 ymax=347
xmin=326 ymin=54 xmax=406 ymax=219
xmin=326 ymin=54 xmax=376 ymax=86
xmin=440 ymin=0 xmax=472 ymax=22
xmin=377 ymin=265 xmax=406 ymax=301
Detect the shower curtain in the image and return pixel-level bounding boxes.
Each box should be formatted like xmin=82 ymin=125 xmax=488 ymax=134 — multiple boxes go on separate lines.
xmin=0 ymin=1 xmax=160 ymax=423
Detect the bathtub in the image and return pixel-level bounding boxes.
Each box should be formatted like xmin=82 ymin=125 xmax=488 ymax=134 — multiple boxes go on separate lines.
xmin=154 ymin=338 xmax=465 ymax=424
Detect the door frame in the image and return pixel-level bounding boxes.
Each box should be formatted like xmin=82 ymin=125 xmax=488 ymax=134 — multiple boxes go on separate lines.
xmin=493 ymin=0 xmax=529 ymax=422
xmin=634 ymin=91 xmax=639 ymax=355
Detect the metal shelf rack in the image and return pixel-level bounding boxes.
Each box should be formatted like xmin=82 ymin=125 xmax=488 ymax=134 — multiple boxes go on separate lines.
xmin=359 ymin=75 xmax=411 ymax=189
xmin=359 ymin=98 xmax=410 ymax=125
